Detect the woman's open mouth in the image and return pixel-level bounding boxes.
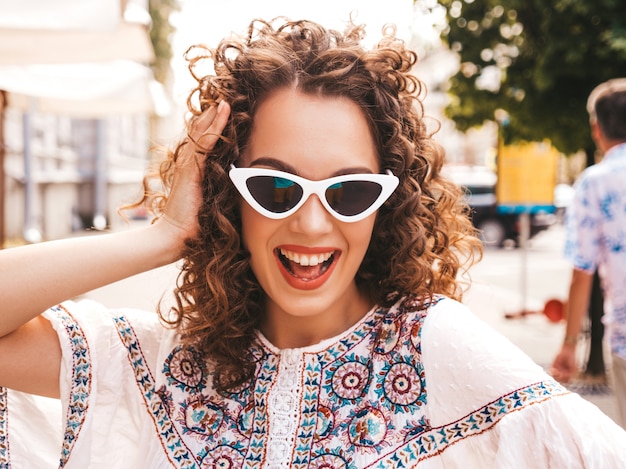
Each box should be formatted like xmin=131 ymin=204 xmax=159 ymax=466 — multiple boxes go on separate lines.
xmin=275 ymin=247 xmax=340 ymax=290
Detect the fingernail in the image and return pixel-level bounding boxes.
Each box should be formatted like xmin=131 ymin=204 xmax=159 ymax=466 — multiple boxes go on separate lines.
xmin=217 ymin=100 xmax=225 ymax=113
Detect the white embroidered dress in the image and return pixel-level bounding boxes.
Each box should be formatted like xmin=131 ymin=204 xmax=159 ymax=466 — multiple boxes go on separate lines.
xmin=1 ymin=295 xmax=625 ymax=468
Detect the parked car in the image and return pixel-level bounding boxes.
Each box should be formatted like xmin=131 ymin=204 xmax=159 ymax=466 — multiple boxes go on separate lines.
xmin=443 ymin=165 xmax=557 ymax=247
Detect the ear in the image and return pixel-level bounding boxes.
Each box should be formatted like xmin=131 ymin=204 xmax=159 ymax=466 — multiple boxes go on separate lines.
xmin=590 ymin=120 xmax=605 ymax=151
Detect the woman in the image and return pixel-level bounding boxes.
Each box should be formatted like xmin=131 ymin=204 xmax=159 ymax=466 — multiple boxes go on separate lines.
xmin=1 ymin=18 xmax=625 ymax=468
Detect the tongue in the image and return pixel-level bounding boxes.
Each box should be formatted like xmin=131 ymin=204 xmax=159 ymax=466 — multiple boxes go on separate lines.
xmin=289 ymin=261 xmax=324 ymax=281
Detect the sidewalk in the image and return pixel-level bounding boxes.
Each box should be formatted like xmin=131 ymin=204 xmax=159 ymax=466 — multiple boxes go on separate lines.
xmin=463 ymin=224 xmax=620 ymax=425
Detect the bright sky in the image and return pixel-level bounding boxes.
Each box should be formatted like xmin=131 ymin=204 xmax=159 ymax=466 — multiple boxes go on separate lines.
xmin=170 ymin=0 xmax=432 ymax=105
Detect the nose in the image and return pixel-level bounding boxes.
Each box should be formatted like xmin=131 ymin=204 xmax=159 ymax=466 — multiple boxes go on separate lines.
xmin=288 ymin=194 xmax=334 ymax=234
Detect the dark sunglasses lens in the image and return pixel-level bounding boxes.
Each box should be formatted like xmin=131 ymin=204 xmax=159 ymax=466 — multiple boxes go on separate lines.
xmin=246 ymin=176 xmax=303 ymax=213
xmin=326 ymin=181 xmax=383 ymax=216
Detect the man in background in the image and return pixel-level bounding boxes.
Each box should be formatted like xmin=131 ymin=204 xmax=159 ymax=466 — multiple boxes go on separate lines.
xmin=551 ymin=78 xmax=626 ymax=428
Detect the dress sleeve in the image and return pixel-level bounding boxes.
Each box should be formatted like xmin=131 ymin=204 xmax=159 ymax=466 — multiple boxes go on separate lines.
xmin=420 ymin=298 xmax=626 ymax=468
xmin=0 ymin=299 xmax=166 ymax=469
xmin=0 ymin=389 xmax=63 ymax=468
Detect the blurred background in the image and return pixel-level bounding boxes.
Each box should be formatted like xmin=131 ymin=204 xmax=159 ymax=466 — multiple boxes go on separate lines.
xmin=0 ymin=0 xmax=624 ymax=246
xmin=4 ymin=0 xmax=624 ymax=419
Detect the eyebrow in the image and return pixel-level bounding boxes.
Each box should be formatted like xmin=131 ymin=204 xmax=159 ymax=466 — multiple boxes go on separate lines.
xmin=248 ymin=157 xmax=376 ymax=177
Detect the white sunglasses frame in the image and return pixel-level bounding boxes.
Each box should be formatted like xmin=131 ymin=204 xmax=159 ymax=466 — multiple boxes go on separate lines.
xmin=229 ymin=165 xmax=399 ymax=223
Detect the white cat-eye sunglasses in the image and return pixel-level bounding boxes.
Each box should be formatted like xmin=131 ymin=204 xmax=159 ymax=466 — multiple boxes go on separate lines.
xmin=229 ymin=165 xmax=399 ymax=223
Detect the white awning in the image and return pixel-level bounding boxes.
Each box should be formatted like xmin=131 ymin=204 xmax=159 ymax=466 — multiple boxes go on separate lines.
xmin=0 ymin=0 xmax=153 ymax=65
xmin=0 ymin=0 xmax=165 ymax=116
xmin=0 ymin=61 xmax=170 ymax=116
xmin=0 ymin=0 xmax=122 ymax=31
xmin=0 ymin=21 xmax=154 ymax=65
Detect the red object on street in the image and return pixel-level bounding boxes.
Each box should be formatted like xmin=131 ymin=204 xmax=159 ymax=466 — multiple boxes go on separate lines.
xmin=543 ymin=298 xmax=565 ymax=323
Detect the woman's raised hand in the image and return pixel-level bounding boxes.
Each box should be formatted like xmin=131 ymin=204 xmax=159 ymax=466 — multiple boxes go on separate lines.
xmin=159 ymin=101 xmax=231 ymax=244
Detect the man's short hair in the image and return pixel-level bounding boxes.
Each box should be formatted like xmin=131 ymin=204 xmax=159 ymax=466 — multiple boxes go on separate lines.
xmin=587 ymin=78 xmax=626 ymax=141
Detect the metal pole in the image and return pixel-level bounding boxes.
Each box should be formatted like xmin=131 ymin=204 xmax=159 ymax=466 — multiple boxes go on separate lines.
xmin=93 ymin=118 xmax=107 ymax=230
xmin=518 ymin=211 xmax=531 ymax=313
xmin=22 ymin=103 xmax=42 ymax=243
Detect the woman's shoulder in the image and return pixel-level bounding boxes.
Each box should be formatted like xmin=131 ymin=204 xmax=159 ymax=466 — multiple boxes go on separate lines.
xmin=382 ymin=292 xmax=466 ymax=325
xmin=385 ymin=291 xmax=464 ymax=310
xmin=405 ymin=293 xmax=544 ymax=379
xmin=46 ymin=299 xmax=165 ymax=331
xmin=403 ymin=294 xmax=556 ymax=422
xmin=44 ymin=299 xmax=173 ymax=372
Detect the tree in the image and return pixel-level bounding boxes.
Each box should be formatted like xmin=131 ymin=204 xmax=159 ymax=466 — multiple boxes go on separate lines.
xmin=146 ymin=0 xmax=181 ymax=146
xmin=434 ymin=0 xmax=626 ymax=385
xmin=148 ymin=0 xmax=181 ymax=85
xmin=436 ymin=0 xmax=626 ymax=158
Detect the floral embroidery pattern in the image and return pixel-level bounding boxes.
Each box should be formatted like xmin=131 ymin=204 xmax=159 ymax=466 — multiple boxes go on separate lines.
xmin=329 ymin=358 xmax=371 ymax=401
xmin=163 ymin=346 xmax=206 ymax=392
xmin=290 ymin=354 xmax=322 ymax=469
xmin=410 ymin=321 xmax=423 ymax=353
xmin=107 ymin=295 xmax=568 ymax=468
xmin=373 ymin=317 xmax=401 ymax=355
xmin=309 ymin=453 xmax=351 ymax=469
xmin=178 ymin=396 xmax=224 ymax=438
xmin=244 ymin=355 xmax=277 ymax=466
xmin=314 ymin=406 xmax=334 ymax=441
xmin=381 ymin=362 xmax=424 ymax=407
xmin=200 ymin=444 xmax=245 ymax=468
xmin=347 ymin=406 xmax=389 ymax=447
xmin=236 ymin=401 xmax=255 ymax=439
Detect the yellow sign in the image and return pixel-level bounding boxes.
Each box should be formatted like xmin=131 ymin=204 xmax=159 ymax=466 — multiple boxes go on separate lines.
xmin=496 ymin=141 xmax=559 ymax=211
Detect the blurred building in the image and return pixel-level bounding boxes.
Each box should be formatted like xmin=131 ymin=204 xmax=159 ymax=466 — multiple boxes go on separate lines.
xmin=2 ymin=109 xmax=150 ymax=241
xmin=0 ymin=0 xmax=167 ymax=244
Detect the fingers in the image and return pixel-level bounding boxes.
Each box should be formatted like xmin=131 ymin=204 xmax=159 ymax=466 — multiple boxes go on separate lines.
xmin=550 ymin=366 xmax=571 ymax=383
xmin=160 ymin=101 xmax=231 ymax=242
xmin=189 ymin=100 xmax=231 ymax=153
xmin=176 ymin=101 xmax=230 ymax=176
xmin=549 ymin=353 xmax=576 ymax=383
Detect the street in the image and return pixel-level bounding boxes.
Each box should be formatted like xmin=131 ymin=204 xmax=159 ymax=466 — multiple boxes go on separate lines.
xmin=464 ymin=223 xmax=572 ymax=367
xmin=464 ymin=223 xmax=619 ymax=421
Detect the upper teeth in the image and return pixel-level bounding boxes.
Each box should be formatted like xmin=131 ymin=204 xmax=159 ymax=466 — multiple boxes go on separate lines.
xmin=280 ymin=249 xmax=333 ymax=266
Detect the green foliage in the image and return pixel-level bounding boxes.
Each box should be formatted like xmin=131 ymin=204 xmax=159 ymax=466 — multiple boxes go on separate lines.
xmin=436 ymin=0 xmax=626 ymax=155
xmin=148 ymin=0 xmax=181 ymax=84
